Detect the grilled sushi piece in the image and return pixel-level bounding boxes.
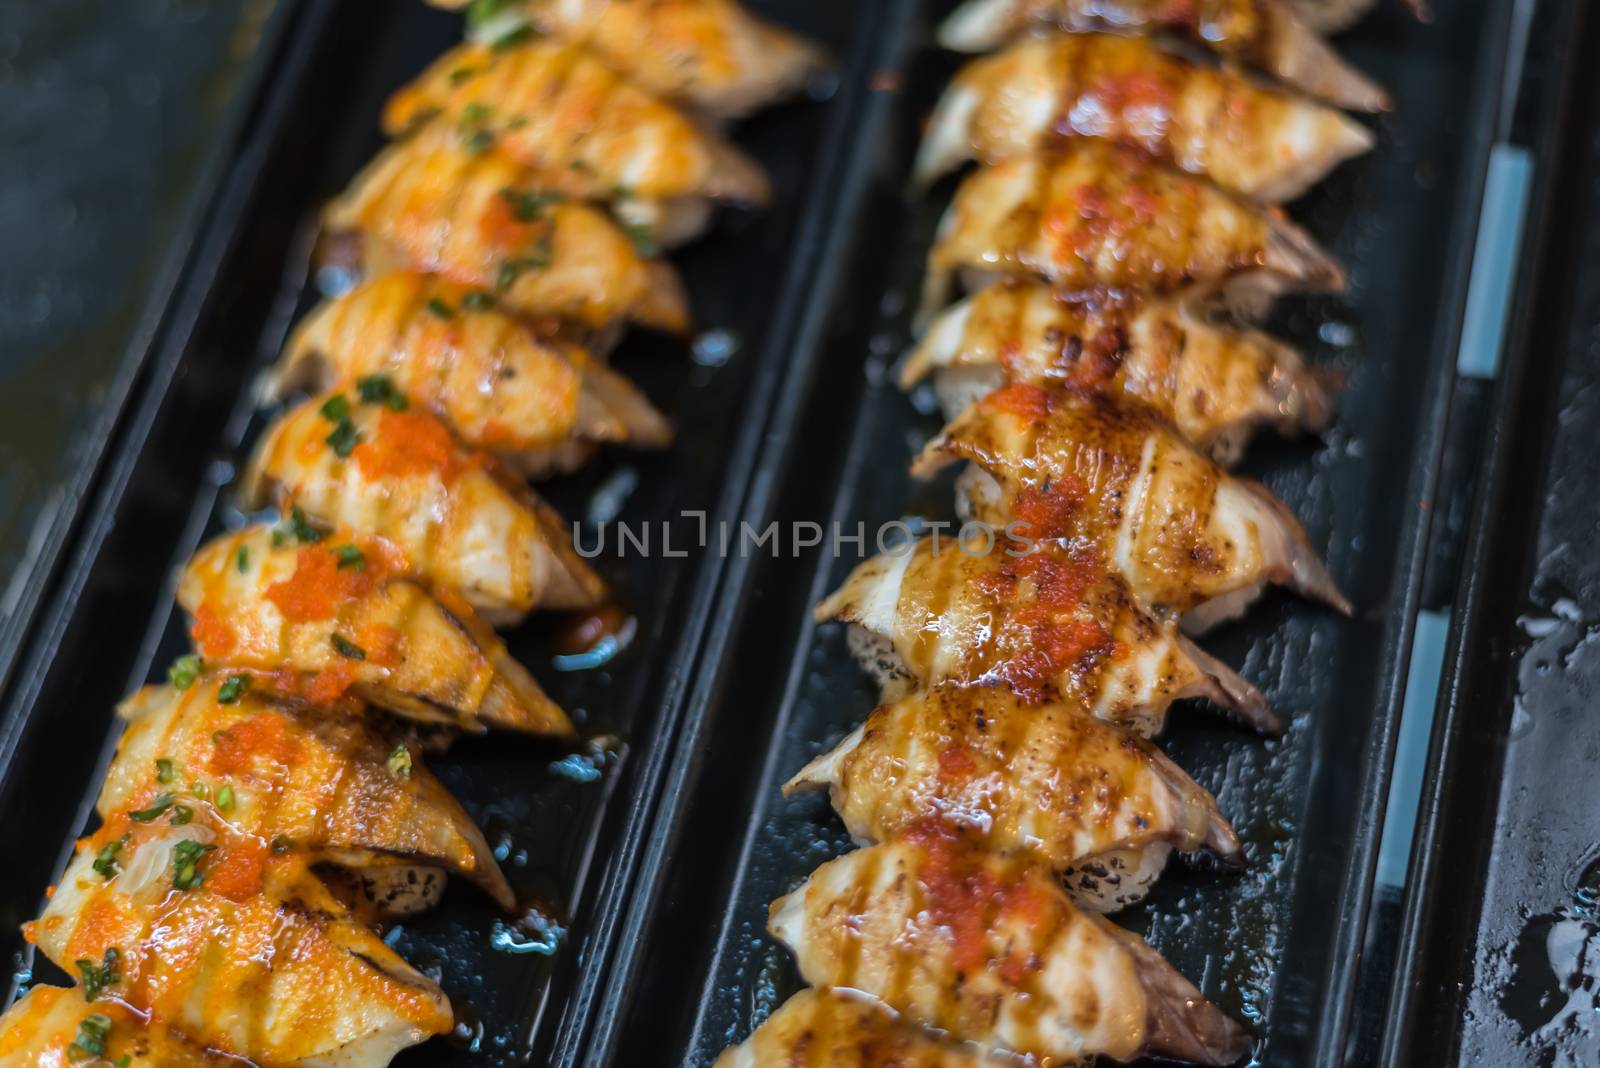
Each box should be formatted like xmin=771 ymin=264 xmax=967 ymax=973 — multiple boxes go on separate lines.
xmin=768 ymin=838 xmax=1253 ymax=1066
xmin=815 ymin=538 xmax=1275 ymax=734
xmin=936 ymin=0 xmax=1389 ymax=112
xmin=178 ymin=526 xmax=573 ymax=737
xmin=31 ymin=834 xmax=452 ymax=1067
xmin=921 ymin=145 xmax=1343 ymax=322
xmin=715 ymin=988 xmax=1007 ymax=1068
xmin=269 ymin=273 xmax=672 ymax=479
xmin=786 ymin=684 xmax=1241 ymax=911
xmin=106 ymin=679 xmax=515 ymax=909
xmin=904 ymin=281 xmax=1333 ymax=465
xmin=0 ymin=985 xmax=220 ymax=1066
xmin=241 ymin=393 xmax=605 ymax=624
xmin=432 ymin=0 xmax=826 ymax=120
xmin=915 ymin=33 xmax=1375 ymax=200
xmin=914 ymin=384 xmax=1349 ymax=629
xmin=323 ymin=128 xmax=690 ymax=333
xmin=384 ymin=36 xmax=770 ymax=245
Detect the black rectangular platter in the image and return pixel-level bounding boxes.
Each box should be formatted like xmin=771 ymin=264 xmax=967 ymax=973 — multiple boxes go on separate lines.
xmin=0 ymin=1 xmax=875 ymax=1065
xmin=1382 ymin=2 xmax=1600 ymax=1065
xmin=589 ymin=1 xmax=1552 ymax=1066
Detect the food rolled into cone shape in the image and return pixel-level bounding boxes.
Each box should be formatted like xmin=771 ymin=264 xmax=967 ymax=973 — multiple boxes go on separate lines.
xmin=768 ymin=838 xmax=1253 ymax=1066
xmin=179 ymin=527 xmax=574 ymax=738
xmin=786 ymin=683 xmax=1241 ymax=910
xmin=384 ymin=37 xmax=770 ymax=245
xmin=323 ymin=127 xmax=690 ymax=333
xmin=241 ymin=392 xmax=605 ymax=624
xmin=714 ymin=988 xmax=1007 ymax=1068
xmin=106 ymin=678 xmax=515 ymax=908
xmin=269 ymin=273 xmax=672 ymax=479
xmin=30 ymin=815 xmax=453 ymax=1064
xmin=430 ymin=0 xmax=827 ymax=119
xmin=914 ymin=33 xmax=1375 ymax=199
xmin=0 ymin=985 xmax=220 ymax=1066
xmin=815 ymin=537 xmax=1274 ymax=734
xmin=935 ymin=0 xmax=1389 ymax=112
xmin=904 ymin=281 xmax=1333 ymax=465
xmin=914 ymin=384 xmax=1350 ymax=630
xmin=921 ymin=145 xmax=1343 ymax=320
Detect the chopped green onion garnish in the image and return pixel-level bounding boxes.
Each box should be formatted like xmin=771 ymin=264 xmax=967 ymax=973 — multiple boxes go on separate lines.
xmin=331 ymin=634 xmax=367 ymax=661
xmin=326 ymin=417 xmax=361 ymax=458
xmin=387 ymin=745 xmax=413 ymax=779
xmin=356 ymin=374 xmax=408 ymax=411
xmin=319 ymin=394 xmax=350 ymax=422
xmin=69 ymin=1013 xmax=112 ymax=1059
xmin=129 ymin=794 xmax=177 ymax=823
xmin=92 ymin=836 xmax=128 ymax=881
xmin=167 ymin=654 xmax=203 ymax=691
xmin=169 ymin=804 xmax=194 ymax=826
xmin=155 ymin=758 xmax=176 ymax=784
xmin=236 ymin=546 xmax=249 ymax=573
xmin=171 ymin=840 xmax=215 ymax=891
xmin=75 ymin=947 xmax=120 ymax=1002
xmin=215 ymin=785 xmax=235 ymax=812
xmin=217 ymin=675 xmax=250 ymax=705
xmin=334 ymin=544 xmax=365 ymax=570
xmin=462 ymin=290 xmax=496 ymax=312
xmin=426 ymin=296 xmax=455 ymax=320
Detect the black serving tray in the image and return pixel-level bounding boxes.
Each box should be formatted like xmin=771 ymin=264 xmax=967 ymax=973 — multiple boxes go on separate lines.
xmin=1380 ymin=2 xmax=1600 ymax=1066
xmin=586 ymin=1 xmax=1560 ymax=1066
xmin=0 ymin=1 xmax=876 ymax=1065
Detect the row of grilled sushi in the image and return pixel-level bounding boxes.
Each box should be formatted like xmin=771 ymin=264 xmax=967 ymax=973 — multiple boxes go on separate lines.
xmin=0 ymin=2 xmax=826 ymax=1063
xmin=716 ymin=1 xmax=1387 ymax=1065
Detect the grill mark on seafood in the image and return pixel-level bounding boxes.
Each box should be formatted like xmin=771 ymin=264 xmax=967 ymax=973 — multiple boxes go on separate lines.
xmin=768 ymin=839 xmax=1253 ymax=1066
xmin=323 ymin=126 xmax=690 ymax=332
xmin=913 ymin=385 xmax=1350 ymax=626
xmin=428 ymin=0 xmax=828 ymax=119
xmin=786 ymin=683 xmax=1242 ymax=911
xmin=915 ymin=32 xmax=1375 ymax=199
xmin=240 ymin=393 xmax=605 ymax=624
xmin=384 ymin=35 xmax=771 ymax=232
xmin=904 ymin=280 xmax=1334 ymax=464
xmin=920 ymin=144 xmax=1343 ymax=322
xmin=179 ymin=526 xmax=574 ymax=738
xmin=936 ymin=0 xmax=1389 ymax=112
xmin=269 ymin=272 xmax=671 ymax=480
xmin=815 ymin=537 xmax=1276 ymax=734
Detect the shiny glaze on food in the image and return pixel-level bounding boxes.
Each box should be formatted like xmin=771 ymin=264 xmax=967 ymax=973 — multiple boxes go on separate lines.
xmin=30 ymin=777 xmax=452 ymax=1065
xmin=936 ymin=0 xmax=1388 ymax=112
xmin=179 ymin=526 xmax=573 ymax=737
xmin=921 ymin=144 xmax=1343 ymax=320
xmin=324 ymin=127 xmax=690 ymax=332
xmin=241 ymin=392 xmax=605 ymax=624
xmin=915 ymin=32 xmax=1374 ymax=199
xmin=914 ymin=385 xmax=1349 ymax=628
xmin=271 ymin=273 xmax=671 ymax=479
xmin=0 ymin=984 xmax=225 ymax=1066
xmin=105 ymin=679 xmax=514 ymax=908
xmin=787 ymin=683 xmax=1240 ymax=910
xmin=428 ymin=0 xmax=826 ymax=119
xmin=816 ymin=537 xmax=1274 ymax=734
xmin=905 ymin=280 xmax=1333 ymax=464
xmin=714 ymin=988 xmax=1005 ymax=1068
xmin=768 ymin=837 xmax=1252 ymax=1066
xmin=384 ymin=37 xmax=770 ymax=210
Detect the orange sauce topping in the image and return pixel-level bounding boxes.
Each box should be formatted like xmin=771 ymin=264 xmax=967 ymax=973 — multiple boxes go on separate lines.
xmin=265 ymin=545 xmax=384 ymax=623
xmin=205 ymin=837 xmax=268 ymax=902
xmin=353 ymin=409 xmax=464 ymax=482
xmin=210 ymin=713 xmax=301 ymax=779
xmin=976 ymin=547 xmax=1115 ymax=703
xmin=984 ymin=383 xmax=1055 ymax=422
xmin=906 ymin=822 xmax=1045 ymax=980
xmin=190 ymin=603 xmax=238 ymax=658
